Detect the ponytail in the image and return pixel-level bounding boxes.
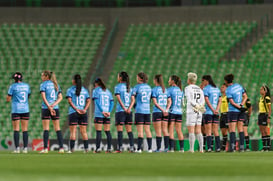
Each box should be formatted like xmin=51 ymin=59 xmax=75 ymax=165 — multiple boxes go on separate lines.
xmin=94 ymin=77 xmax=106 ymax=91
xmin=263 ymin=85 xmax=271 ymax=99
xmin=74 ymin=74 xmax=82 ymax=96
xmin=154 ymin=74 xmax=165 ymax=93
xmin=42 ymin=70 xmax=59 ymax=91
xmin=137 ymin=72 xmax=148 ymax=83
xmin=119 ymin=71 xmax=130 ymax=93
xmin=170 ymin=75 xmax=182 ymax=91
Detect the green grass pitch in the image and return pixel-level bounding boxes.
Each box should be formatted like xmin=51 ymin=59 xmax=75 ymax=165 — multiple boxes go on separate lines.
xmin=0 ymin=151 xmax=273 ymax=181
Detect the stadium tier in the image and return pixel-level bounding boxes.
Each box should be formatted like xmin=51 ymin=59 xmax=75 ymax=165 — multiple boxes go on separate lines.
xmin=0 ymin=23 xmax=105 ymax=139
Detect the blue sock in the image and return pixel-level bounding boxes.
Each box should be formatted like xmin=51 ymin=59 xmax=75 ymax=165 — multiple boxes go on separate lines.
xmin=207 ymin=136 xmax=212 ymax=150
xmin=127 ymin=132 xmax=134 ymax=147
xmin=96 ymin=131 xmax=101 ymax=150
xmin=169 ymin=139 xmax=174 ymax=150
xmin=179 ymin=140 xmax=184 ymax=150
xmin=137 ymin=137 xmax=143 ymax=150
xmin=70 ymin=140 xmax=75 ymax=151
xmin=56 ymin=130 xmax=63 ymax=149
xmin=230 ymin=132 xmax=236 ymax=151
xmin=13 ymin=131 xmax=19 ymax=148
xmin=156 ymin=137 xmax=162 ymax=150
xmin=117 ymin=131 xmax=123 ymax=151
xmin=164 ymin=136 xmax=169 ymax=150
xmin=43 ymin=130 xmax=49 ymax=149
xmin=23 ymin=131 xmax=28 ymax=148
xmin=147 ymin=137 xmax=152 ymax=150
xmin=83 ymin=140 xmax=89 ymax=150
xmin=215 ymin=136 xmax=220 ymax=150
xmin=239 ymin=132 xmax=244 ymax=150
xmin=105 ymin=131 xmax=112 ymax=150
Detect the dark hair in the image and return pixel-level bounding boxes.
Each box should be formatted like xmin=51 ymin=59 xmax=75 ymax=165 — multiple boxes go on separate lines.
xmin=154 ymin=74 xmax=165 ymax=93
xmin=202 ymin=75 xmax=216 ymax=88
xmin=12 ymin=72 xmax=23 ymax=82
xmin=119 ymin=71 xmax=130 ymax=93
xmin=43 ymin=70 xmax=59 ymax=92
xmin=263 ymin=85 xmax=271 ymax=98
xmin=224 ymin=74 xmax=234 ymax=84
xmin=94 ymin=77 xmax=106 ymax=91
xmin=170 ymin=75 xmax=182 ymax=91
xmin=74 ymin=74 xmax=82 ymax=96
xmin=137 ymin=72 xmax=148 ymax=83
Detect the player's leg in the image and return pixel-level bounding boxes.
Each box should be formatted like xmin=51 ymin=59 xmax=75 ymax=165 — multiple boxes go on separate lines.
xmin=125 ymin=113 xmax=134 ymax=152
xmin=135 ymin=113 xmax=144 ymax=152
xmin=115 ymin=112 xmax=124 ymax=152
xmin=220 ymin=114 xmax=228 ymax=151
xmin=21 ymin=117 xmax=29 ymax=153
xmin=243 ymin=115 xmax=250 ymax=151
xmin=103 ymin=119 xmax=112 ymax=152
xmin=228 ymin=112 xmax=237 ymax=152
xmin=187 ymin=126 xmax=195 ymax=153
xmin=201 ymin=120 xmax=206 ymax=151
xmin=175 ymin=120 xmax=184 ymax=152
xmin=79 ymin=125 xmax=89 ymax=153
xmin=153 ymin=113 xmax=162 ymax=152
xmin=12 ymin=114 xmax=20 ymax=153
xmin=162 ymin=118 xmax=169 ymax=151
xmin=94 ymin=118 xmax=103 ymax=152
xmin=168 ymin=114 xmax=175 ymax=152
xmin=196 ymin=113 xmax=203 ymax=152
xmin=144 ymin=114 xmax=152 ymax=152
xmin=41 ymin=109 xmax=50 ymax=153
xmin=52 ymin=109 xmax=64 ymax=152
xmin=237 ymin=114 xmax=244 ymax=151
xmin=212 ymin=115 xmax=220 ymax=152
xmin=69 ymin=125 xmax=77 ymax=152
xmin=204 ymin=115 xmax=212 ymax=152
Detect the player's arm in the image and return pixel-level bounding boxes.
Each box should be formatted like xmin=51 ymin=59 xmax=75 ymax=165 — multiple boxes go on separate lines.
xmin=127 ymin=95 xmax=135 ymax=114
xmin=152 ymin=98 xmax=165 ymax=112
xmin=240 ymin=92 xmax=248 ymax=107
xmin=51 ymin=93 xmax=63 ymax=108
xmin=266 ymin=98 xmax=271 ymax=123
xmin=6 ymin=95 xmax=11 ymax=102
xmin=67 ymin=97 xmax=81 ymax=114
xmin=83 ymin=98 xmax=91 ymax=113
xmin=228 ymin=98 xmax=241 ymax=109
xmin=205 ymin=96 xmax=215 ymax=113
xmin=166 ymin=97 xmax=172 ymax=113
xmin=215 ymin=97 xmax=222 ymax=114
xmin=116 ymin=94 xmax=127 ymax=112
xmin=41 ymin=92 xmax=52 ymax=108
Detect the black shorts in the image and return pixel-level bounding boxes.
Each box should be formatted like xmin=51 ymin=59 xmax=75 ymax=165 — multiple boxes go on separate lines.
xmin=69 ymin=112 xmax=88 ymax=126
xmin=220 ymin=113 xmax=228 ymax=129
xmin=115 ymin=112 xmax=133 ymax=125
xmin=258 ymin=113 xmax=268 ymax=126
xmin=41 ymin=109 xmax=60 ymax=120
xmin=201 ymin=115 xmax=205 ymax=126
xmin=168 ymin=113 xmax=182 ymax=123
xmin=228 ymin=112 xmax=245 ymax=123
xmin=153 ymin=112 xmax=168 ymax=122
xmin=11 ymin=113 xmax=30 ymax=121
xmin=243 ymin=113 xmax=250 ymax=127
xmin=135 ymin=113 xmax=151 ymax=125
xmin=94 ymin=117 xmax=110 ymax=124
xmin=204 ymin=114 xmax=219 ymax=124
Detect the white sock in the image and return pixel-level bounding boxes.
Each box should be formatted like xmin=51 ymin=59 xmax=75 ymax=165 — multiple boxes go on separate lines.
xmin=197 ymin=133 xmax=203 ymax=152
xmin=189 ymin=133 xmax=195 ymax=152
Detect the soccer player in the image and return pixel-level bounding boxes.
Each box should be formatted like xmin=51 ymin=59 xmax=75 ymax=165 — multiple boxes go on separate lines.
xmin=66 ymin=74 xmax=91 ymax=153
xmin=220 ymin=83 xmax=229 ymax=151
xmin=185 ymin=72 xmax=205 ymax=153
xmin=224 ymin=74 xmax=247 ymax=152
xmin=7 ymin=72 xmax=31 ymax=153
xmin=258 ymin=85 xmax=271 ymax=151
xmin=114 ymin=72 xmax=134 ymax=153
xmin=167 ymin=75 xmax=184 ymax=152
xmin=243 ymin=96 xmax=252 ymax=151
xmin=93 ymin=78 xmax=114 ymax=153
xmin=127 ymin=72 xmax=152 ymax=153
xmin=202 ymin=75 xmax=221 ymax=152
xmin=40 ymin=71 xmax=64 ymax=153
xmin=151 ymin=74 xmax=170 ymax=152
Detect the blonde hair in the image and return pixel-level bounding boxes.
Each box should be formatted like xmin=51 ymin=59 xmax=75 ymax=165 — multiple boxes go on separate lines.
xmin=42 ymin=70 xmax=59 ymax=92
xmin=188 ymin=72 xmax=197 ymax=84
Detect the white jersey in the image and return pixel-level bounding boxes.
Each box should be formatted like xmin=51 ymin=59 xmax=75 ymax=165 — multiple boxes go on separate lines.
xmin=184 ymin=84 xmax=205 ymax=114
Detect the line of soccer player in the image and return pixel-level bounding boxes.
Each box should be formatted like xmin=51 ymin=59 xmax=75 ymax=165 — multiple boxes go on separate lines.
xmin=7 ymin=71 xmax=271 ymax=153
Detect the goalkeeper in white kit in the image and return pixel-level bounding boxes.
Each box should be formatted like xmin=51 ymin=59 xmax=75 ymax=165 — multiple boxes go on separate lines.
xmin=185 ymin=72 xmax=206 ymax=153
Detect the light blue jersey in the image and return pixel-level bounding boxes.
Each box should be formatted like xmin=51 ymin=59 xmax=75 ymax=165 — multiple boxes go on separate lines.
xmin=167 ymin=86 xmax=183 ymax=115
xmin=66 ymin=86 xmax=90 ymax=114
xmin=226 ymin=83 xmax=245 ymax=112
xmin=203 ymin=84 xmax=221 ymax=115
xmin=132 ymin=83 xmax=151 ymax=114
xmin=92 ymin=87 xmax=114 ymax=118
xmin=114 ymin=83 xmax=132 ymax=113
xmin=40 ymin=80 xmax=61 ymax=109
xmin=151 ymin=86 xmax=168 ymax=113
xmin=8 ymin=82 xmax=31 ymax=113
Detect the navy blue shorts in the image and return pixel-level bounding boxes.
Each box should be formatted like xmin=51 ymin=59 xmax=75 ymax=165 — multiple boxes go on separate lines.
xmin=41 ymin=109 xmax=60 ymax=120
xmin=153 ymin=112 xmax=168 ymax=122
xmin=168 ymin=113 xmax=182 ymax=123
xmin=135 ymin=113 xmax=151 ymax=125
xmin=204 ymin=114 xmax=219 ymax=124
xmin=11 ymin=113 xmax=30 ymax=121
xmin=115 ymin=112 xmax=133 ymax=125
xmin=258 ymin=113 xmax=268 ymax=126
xmin=220 ymin=113 xmax=228 ymax=129
xmin=69 ymin=112 xmax=88 ymax=126
xmin=228 ymin=112 xmax=245 ymax=123
xmin=94 ymin=117 xmax=110 ymax=124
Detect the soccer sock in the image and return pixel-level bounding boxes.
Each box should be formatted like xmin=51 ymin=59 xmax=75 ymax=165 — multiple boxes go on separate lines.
xmin=23 ymin=131 xmax=28 ymax=148
xmin=207 ymin=136 xmax=212 ymax=150
xmin=215 ymin=136 xmax=220 ymax=150
xmin=164 ymin=136 xmax=169 ymax=150
xmin=262 ymin=136 xmax=266 ymax=150
xmin=105 ymin=131 xmax=112 ymax=150
xmin=203 ymin=134 xmax=206 ymax=150
xmin=96 ymin=131 xmax=102 ymax=150
xmin=189 ymin=133 xmax=195 ymax=152
xmin=147 ymin=137 xmax=152 ymax=150
xmin=70 ymin=140 xmax=75 ymax=151
xmin=239 ymin=132 xmax=244 ymax=150
xmin=230 ymin=132 xmax=236 ymax=151
xmin=56 ymin=130 xmax=64 ymax=149
xmin=169 ymin=139 xmax=174 ymax=150
xmin=137 ymin=137 xmax=143 ymax=150
xmin=127 ymin=132 xmax=134 ymax=148
xmin=266 ymin=135 xmax=271 ymax=150
xmin=156 ymin=136 xmax=162 ymax=150
xmin=83 ymin=140 xmax=89 ymax=150
xmin=245 ymin=136 xmax=250 ymax=149
xmin=117 ymin=131 xmax=123 ymax=151
xmin=211 ymin=135 xmax=214 ymax=150
xmin=43 ymin=130 xmax=49 ymax=149
xmin=197 ymin=133 xmax=203 ymax=152
xmin=13 ymin=131 xmax=19 ymax=149
xmin=222 ymin=135 xmax=228 ymax=150
xmin=179 ymin=140 xmax=184 ymax=150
